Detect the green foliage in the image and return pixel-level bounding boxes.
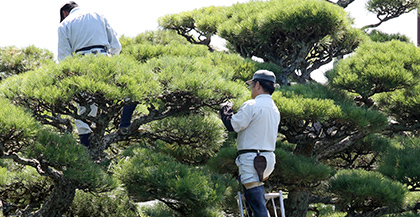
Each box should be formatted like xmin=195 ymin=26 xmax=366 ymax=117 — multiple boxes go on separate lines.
xmin=404 ymin=191 xmax=420 ymax=213
xmin=159 ymin=0 xmax=362 ymax=84
xmin=149 ymin=113 xmax=226 ymax=165
xmin=379 ymin=136 xmax=420 ymax=190
xmin=122 ymin=30 xmax=252 ymax=84
xmin=120 ymin=30 xmax=190 ymax=48
xmin=387 ymin=212 xmax=420 ymax=217
xmin=330 ymin=169 xmax=408 ymax=214
xmin=159 ymin=6 xmax=226 ymax=36
xmin=145 ymin=55 xmax=245 ymax=101
xmin=0 ymin=45 xmax=53 ymax=79
xmin=2 ymin=1 xmax=419 ymax=214
xmin=274 ymin=84 xmax=387 ymax=132
xmin=119 ymin=31 xmax=251 ymax=106
xmin=0 ymin=164 xmax=52 ymax=214
xmin=375 ymin=82 xmax=420 ymax=130
xmin=231 ymin=59 xmax=284 ymax=83
xmin=114 ymin=147 xmax=238 ymax=217
xmin=29 ymin=130 xmax=115 ymax=190
xmin=220 ymin=0 xmax=361 ymax=79
xmin=357 ymin=134 xmax=391 ymax=153
xmin=139 ymin=202 xmax=179 ymax=217
xmin=0 ymin=163 xmax=48 ymax=189
xmin=366 ymin=0 xmax=420 ymax=20
xmin=0 ymin=97 xmax=38 ymax=138
xmin=0 ymin=55 xmax=160 ymax=104
xmin=327 ymin=40 xmax=420 ymax=98
xmin=260 ymin=0 xmax=349 ymax=37
xmin=122 ymin=41 xmax=210 ymax=63
xmin=308 ymin=204 xmax=346 ymax=217
xmin=274 ymin=87 xmax=343 ymax=122
xmin=207 ymin=147 xmax=238 ymax=176
xmin=66 ymin=190 xmax=138 ymax=217
xmin=368 ymin=30 xmax=411 ymax=43
xmin=327 ymin=134 xmax=391 ymax=169
xmin=271 ymin=148 xmax=334 ymax=187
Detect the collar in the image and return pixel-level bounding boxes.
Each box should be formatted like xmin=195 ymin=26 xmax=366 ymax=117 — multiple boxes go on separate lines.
xmin=69 ymin=7 xmax=80 ymax=15
xmin=255 ymin=94 xmax=271 ymax=99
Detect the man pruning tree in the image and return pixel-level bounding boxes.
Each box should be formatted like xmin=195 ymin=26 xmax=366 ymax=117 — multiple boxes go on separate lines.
xmin=58 ymin=1 xmax=136 ymax=147
xmin=220 ymin=70 xmax=280 ymax=217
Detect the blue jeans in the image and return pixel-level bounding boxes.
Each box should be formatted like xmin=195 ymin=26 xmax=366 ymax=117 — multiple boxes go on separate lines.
xmin=79 ymin=104 xmax=137 ymax=147
xmin=244 ymin=185 xmax=268 ymax=217
xmin=119 ymin=104 xmax=137 ymax=128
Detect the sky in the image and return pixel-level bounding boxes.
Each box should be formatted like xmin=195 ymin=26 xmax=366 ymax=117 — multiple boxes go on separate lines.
xmin=0 ymin=0 xmax=417 ymax=75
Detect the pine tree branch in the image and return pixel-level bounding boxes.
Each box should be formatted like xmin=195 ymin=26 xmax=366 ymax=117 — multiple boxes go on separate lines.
xmin=3 ymin=151 xmax=62 ymax=181
xmin=362 ymin=0 xmax=418 ymax=30
xmin=324 ymin=0 xmax=355 ymax=8
xmin=315 ymin=131 xmax=366 ymax=161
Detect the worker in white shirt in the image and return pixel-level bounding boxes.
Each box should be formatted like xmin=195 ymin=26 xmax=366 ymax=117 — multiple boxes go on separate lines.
xmin=220 ymin=70 xmax=280 ymax=217
xmin=58 ymin=1 xmax=136 ymax=147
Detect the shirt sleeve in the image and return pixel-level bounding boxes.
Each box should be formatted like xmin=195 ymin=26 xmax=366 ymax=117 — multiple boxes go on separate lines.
xmin=57 ymin=27 xmax=72 ymax=62
xmin=104 ymin=17 xmax=121 ymax=55
xmin=231 ymin=102 xmax=253 ymax=132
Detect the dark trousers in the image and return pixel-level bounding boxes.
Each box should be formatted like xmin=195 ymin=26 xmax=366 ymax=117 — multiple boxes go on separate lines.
xmin=244 ymin=185 xmax=268 ymax=217
xmin=119 ymin=104 xmax=137 ymax=128
xmin=79 ymin=104 xmax=137 ymax=147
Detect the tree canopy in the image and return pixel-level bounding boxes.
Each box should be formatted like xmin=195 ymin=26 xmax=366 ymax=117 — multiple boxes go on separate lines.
xmin=159 ymin=0 xmax=365 ymax=84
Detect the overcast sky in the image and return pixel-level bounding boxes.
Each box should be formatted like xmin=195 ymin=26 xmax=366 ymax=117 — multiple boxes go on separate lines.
xmin=0 ymin=0 xmax=417 ymax=62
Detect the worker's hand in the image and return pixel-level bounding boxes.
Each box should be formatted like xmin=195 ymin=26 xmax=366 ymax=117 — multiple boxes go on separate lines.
xmin=219 ymin=100 xmax=235 ymax=132
xmin=220 ymin=100 xmax=233 ymax=108
xmin=219 ymin=101 xmax=233 ymax=118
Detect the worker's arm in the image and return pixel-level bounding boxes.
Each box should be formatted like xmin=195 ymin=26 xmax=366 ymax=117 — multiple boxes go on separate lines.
xmin=57 ymin=27 xmax=72 ymax=62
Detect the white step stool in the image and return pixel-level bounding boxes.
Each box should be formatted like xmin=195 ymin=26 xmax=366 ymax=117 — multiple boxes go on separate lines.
xmin=237 ymin=191 xmax=286 ymax=217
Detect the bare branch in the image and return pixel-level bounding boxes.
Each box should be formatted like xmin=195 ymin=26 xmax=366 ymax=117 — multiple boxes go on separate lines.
xmin=2 ymin=151 xmax=63 ymax=181
xmin=315 ymin=131 xmax=366 ymax=161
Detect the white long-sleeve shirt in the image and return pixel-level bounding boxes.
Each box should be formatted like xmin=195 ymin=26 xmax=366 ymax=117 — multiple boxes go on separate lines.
xmin=57 ymin=8 xmax=121 ymax=61
xmin=231 ymin=94 xmax=280 ymax=151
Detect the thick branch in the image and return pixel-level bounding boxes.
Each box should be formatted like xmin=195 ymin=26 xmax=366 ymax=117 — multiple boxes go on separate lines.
xmin=90 ymin=91 xmax=225 ymax=160
xmin=324 ymin=0 xmax=355 ymax=8
xmin=2 ymin=151 xmax=63 ymax=181
xmin=315 ymin=131 xmax=366 ymax=161
xmin=362 ymin=1 xmax=418 ymax=30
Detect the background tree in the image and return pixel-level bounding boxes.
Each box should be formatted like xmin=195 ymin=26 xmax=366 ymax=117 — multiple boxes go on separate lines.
xmin=379 ymin=137 xmax=420 ymax=191
xmin=367 ymin=29 xmax=411 ymax=43
xmin=362 ymin=0 xmax=420 ymax=30
xmin=0 ymin=46 xmax=53 ymax=80
xmin=160 ymin=0 xmax=420 ymax=85
xmin=0 ymin=96 xmax=113 ymax=216
xmin=330 ymin=169 xmax=408 ymax=216
xmin=0 ymin=31 xmax=273 ymax=216
xmin=325 ymin=0 xmax=420 ymax=31
xmin=159 ymin=0 xmax=364 ymax=85
xmin=325 ymin=40 xmax=420 ymax=216
xmin=325 ymin=0 xmax=356 ymax=8
xmin=159 ymin=0 xmax=420 ymax=216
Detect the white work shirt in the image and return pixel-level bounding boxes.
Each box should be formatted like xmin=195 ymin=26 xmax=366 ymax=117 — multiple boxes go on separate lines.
xmin=58 ymin=8 xmax=121 ymax=61
xmin=232 ymin=94 xmax=280 ymax=151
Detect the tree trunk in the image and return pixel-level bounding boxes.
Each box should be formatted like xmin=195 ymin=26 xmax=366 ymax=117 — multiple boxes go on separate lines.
xmin=31 ymin=179 xmax=76 ymax=217
xmin=285 ymin=188 xmax=310 ymax=217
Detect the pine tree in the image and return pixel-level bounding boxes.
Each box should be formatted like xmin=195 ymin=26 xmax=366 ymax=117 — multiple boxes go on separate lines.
xmin=159 ymin=0 xmax=420 ymax=216
xmin=0 ymin=32 xmax=268 ymax=216
xmin=2 ymin=0 xmax=420 ymax=216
